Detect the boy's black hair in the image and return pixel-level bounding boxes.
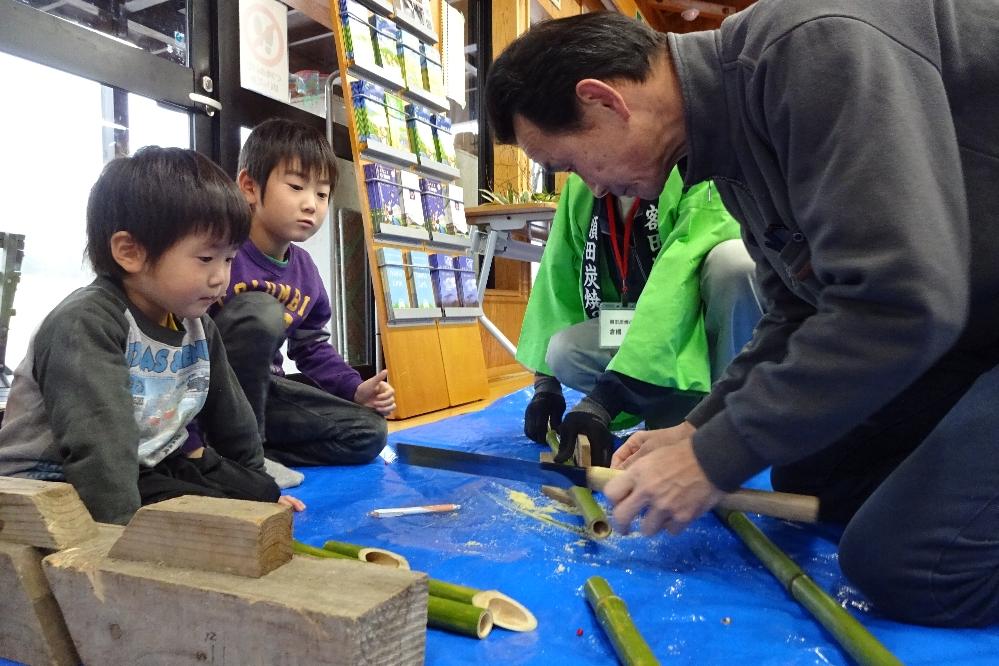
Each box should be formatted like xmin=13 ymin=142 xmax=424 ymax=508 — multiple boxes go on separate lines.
xmin=238 ymin=118 xmax=338 ymax=201
xmin=485 ymin=12 xmax=669 ymax=144
xmin=86 ymin=147 xmax=251 ymax=279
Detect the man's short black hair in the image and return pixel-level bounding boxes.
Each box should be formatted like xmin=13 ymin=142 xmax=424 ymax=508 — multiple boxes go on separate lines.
xmin=485 ymin=12 xmax=669 ymax=144
xmin=238 ymin=118 xmax=338 ymax=200
xmin=86 ymin=147 xmax=251 ymax=279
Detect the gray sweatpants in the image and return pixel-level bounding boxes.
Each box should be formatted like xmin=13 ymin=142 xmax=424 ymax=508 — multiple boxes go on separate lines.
xmin=545 ymin=239 xmax=762 ymax=426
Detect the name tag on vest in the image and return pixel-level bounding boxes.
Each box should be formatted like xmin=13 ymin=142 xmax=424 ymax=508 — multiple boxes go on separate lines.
xmin=598 ymin=303 xmax=636 ymax=350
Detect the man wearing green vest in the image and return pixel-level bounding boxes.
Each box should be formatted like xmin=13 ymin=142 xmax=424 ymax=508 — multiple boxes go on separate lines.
xmin=519 ymin=168 xmax=761 ymax=466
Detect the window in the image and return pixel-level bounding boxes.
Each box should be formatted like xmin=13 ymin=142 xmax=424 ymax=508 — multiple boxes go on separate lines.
xmin=0 ymin=52 xmax=191 ymax=372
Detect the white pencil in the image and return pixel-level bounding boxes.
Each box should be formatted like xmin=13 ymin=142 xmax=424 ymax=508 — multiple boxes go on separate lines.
xmin=368 ymin=503 xmax=461 ymax=518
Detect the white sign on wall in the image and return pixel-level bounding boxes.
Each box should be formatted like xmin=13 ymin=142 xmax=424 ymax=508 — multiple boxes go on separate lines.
xmin=239 ymin=0 xmax=290 ymax=104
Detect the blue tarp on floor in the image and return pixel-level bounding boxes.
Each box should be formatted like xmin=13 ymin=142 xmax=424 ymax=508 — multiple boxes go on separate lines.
xmin=6 ymin=388 xmax=997 ymax=665
xmin=289 ymin=388 xmax=999 ymax=665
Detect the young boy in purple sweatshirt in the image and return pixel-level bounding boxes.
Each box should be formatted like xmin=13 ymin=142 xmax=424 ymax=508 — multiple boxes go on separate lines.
xmin=210 ymin=118 xmax=394 ymax=471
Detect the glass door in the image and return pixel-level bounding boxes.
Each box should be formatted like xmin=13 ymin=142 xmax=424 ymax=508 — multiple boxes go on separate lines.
xmin=0 ymin=0 xmax=217 ymax=376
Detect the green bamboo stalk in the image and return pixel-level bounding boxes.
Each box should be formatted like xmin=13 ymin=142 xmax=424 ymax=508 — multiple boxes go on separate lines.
xmin=428 ymin=596 xmax=493 ymax=638
xmin=715 ymin=509 xmax=902 ymax=666
xmin=429 ymin=579 xmax=537 ymax=631
xmin=546 ymin=428 xmax=610 ymax=540
xmin=584 ymin=576 xmax=659 ymax=665
xmin=292 ymin=540 xmax=352 ymax=560
xmin=429 ymin=578 xmax=479 ymax=602
xmin=320 ymin=539 xmax=365 ymax=558
xmin=322 ymin=539 xmax=410 ymax=569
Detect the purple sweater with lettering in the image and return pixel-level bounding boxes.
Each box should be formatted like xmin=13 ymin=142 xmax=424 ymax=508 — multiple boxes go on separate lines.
xmin=221 ymin=240 xmax=362 ymax=401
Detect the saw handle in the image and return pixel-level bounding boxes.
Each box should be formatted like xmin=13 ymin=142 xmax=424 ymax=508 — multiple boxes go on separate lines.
xmin=584 ymin=467 xmax=820 ymax=524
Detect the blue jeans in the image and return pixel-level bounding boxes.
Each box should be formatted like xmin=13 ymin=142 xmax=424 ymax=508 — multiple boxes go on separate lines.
xmin=213 ymin=293 xmax=385 ymax=467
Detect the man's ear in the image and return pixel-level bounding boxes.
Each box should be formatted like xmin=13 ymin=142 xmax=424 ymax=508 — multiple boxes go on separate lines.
xmin=575 ymin=79 xmax=631 ymax=121
xmin=237 ymin=169 xmax=261 ymax=207
xmin=110 ymin=231 xmax=148 ymax=275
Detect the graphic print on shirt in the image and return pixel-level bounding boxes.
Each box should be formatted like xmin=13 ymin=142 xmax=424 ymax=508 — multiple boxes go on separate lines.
xmin=125 ymin=311 xmax=211 ymax=467
xmin=232 ymin=278 xmax=314 ymax=327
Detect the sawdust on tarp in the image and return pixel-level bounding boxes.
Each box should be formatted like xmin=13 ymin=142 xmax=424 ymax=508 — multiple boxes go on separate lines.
xmin=493 ymin=488 xmax=588 ymax=536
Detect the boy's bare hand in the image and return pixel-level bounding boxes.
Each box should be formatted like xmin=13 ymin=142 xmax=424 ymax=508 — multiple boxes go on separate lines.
xmin=278 ymin=495 xmax=306 ymax=511
xmin=354 ymin=369 xmax=396 ymax=415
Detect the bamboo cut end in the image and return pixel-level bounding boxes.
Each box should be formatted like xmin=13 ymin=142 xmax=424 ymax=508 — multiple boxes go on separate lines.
xmin=473 ymin=590 xmax=538 ymax=632
xmin=359 ymin=547 xmax=411 ymax=569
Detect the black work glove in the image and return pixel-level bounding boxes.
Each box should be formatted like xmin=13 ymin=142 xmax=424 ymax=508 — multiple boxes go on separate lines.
xmin=555 ymin=397 xmax=615 ymax=467
xmin=523 ymin=374 xmax=566 ymax=444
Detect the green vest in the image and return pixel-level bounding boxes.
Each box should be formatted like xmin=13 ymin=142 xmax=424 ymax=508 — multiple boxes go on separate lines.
xmin=516 ymin=169 xmax=741 ymax=392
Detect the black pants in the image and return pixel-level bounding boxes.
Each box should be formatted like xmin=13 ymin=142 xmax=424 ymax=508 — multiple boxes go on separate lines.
xmin=138 ymin=447 xmax=279 ymax=507
xmin=771 ymin=348 xmax=999 ymax=626
xmin=212 ymin=292 xmax=385 ymax=467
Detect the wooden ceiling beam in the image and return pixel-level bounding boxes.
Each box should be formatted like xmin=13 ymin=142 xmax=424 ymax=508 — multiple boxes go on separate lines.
xmin=644 ymin=0 xmax=740 ymax=21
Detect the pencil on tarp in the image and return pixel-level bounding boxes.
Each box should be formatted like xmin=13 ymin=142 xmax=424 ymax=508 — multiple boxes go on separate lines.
xmin=369 ymin=503 xmax=461 ymax=518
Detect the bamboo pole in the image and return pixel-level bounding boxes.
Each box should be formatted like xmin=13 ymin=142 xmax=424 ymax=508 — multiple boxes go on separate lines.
xmin=322 ymin=539 xmax=411 ymax=569
xmin=584 ymin=576 xmax=659 ymax=665
xmin=429 ymin=579 xmax=538 ymax=631
xmin=428 ymin=596 xmax=494 ymax=639
xmin=546 ymin=429 xmax=611 ymax=540
xmin=715 ymin=509 xmax=902 ymax=666
xmin=292 ymin=540 xmax=351 ymax=560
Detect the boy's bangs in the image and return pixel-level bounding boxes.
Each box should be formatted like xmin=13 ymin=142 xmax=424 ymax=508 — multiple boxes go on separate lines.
xmin=184 ymin=174 xmax=252 ymax=247
xmin=289 ymin=139 xmax=336 ymax=187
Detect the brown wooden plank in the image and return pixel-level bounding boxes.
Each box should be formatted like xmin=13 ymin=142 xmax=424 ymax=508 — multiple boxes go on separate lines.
xmin=0 ymin=477 xmax=98 ymax=550
xmin=465 ymin=202 xmax=559 ymax=219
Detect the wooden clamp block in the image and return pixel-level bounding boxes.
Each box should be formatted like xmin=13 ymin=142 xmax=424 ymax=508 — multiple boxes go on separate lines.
xmin=108 ymin=495 xmax=292 ymax=578
xmin=0 ymin=476 xmax=99 ymax=549
xmin=44 ymin=496 xmax=429 ymax=665
xmin=575 ymin=434 xmax=592 ymax=468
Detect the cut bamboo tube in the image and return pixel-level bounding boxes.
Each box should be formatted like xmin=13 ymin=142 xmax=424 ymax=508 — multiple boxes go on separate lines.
xmin=427 ymin=596 xmax=493 ymax=639
xmin=715 ymin=509 xmax=902 ymax=666
xmin=542 ymin=473 xmax=613 ymax=540
xmin=428 ymin=579 xmax=537 ymax=632
xmin=546 ymin=429 xmax=610 ymax=540
xmin=584 ymin=576 xmax=659 ymax=665
xmin=322 ymin=539 xmax=411 ymax=569
xmin=296 ymin=541 xmax=536 ymax=633
xmin=569 ymin=486 xmax=612 ymax=538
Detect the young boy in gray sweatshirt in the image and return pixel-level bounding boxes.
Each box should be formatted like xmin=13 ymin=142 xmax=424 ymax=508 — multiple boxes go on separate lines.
xmin=0 ymin=147 xmax=289 ymax=524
